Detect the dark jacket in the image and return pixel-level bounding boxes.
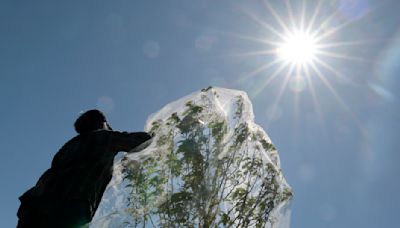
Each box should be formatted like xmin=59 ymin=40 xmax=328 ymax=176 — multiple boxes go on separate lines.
xmin=17 ymin=130 xmax=151 ymax=227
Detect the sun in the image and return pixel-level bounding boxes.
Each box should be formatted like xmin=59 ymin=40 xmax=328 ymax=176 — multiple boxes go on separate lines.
xmin=232 ymin=0 xmax=368 ymax=126
xmin=277 ymin=31 xmax=318 ymax=65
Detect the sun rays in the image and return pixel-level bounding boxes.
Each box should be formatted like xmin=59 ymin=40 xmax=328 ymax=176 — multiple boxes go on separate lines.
xmin=233 ymin=0 xmax=369 ymax=127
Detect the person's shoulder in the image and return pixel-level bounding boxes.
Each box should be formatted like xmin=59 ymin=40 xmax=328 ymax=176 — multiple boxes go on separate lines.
xmin=59 ymin=134 xmax=81 ymax=148
xmin=88 ymin=129 xmax=129 ymax=138
xmin=87 ymin=129 xmax=114 ymax=135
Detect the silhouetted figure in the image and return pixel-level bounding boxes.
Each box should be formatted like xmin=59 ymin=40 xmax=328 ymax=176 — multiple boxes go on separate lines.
xmin=17 ymin=110 xmax=152 ymax=227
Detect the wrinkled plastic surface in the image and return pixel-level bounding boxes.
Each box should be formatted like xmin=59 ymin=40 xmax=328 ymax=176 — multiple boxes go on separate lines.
xmin=90 ymin=87 xmax=292 ymax=227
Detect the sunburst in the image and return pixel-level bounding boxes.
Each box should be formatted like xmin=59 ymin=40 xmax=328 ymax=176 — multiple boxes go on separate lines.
xmin=233 ymin=0 xmax=370 ymax=127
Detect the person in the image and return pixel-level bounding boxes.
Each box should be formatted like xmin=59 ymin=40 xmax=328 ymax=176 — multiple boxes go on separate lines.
xmin=17 ymin=110 xmax=152 ymax=227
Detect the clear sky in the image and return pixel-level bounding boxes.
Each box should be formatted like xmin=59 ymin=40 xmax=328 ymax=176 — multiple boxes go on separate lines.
xmin=1 ymin=0 xmax=399 ymax=227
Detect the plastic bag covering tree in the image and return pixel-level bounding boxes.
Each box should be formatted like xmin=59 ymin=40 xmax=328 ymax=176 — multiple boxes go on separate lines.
xmin=90 ymin=87 xmax=293 ymax=228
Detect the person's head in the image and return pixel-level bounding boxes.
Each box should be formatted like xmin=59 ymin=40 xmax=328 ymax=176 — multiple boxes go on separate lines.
xmin=74 ymin=109 xmax=112 ymax=134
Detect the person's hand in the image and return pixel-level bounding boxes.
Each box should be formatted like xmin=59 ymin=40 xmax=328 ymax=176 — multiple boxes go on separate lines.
xmin=135 ymin=132 xmax=152 ymax=142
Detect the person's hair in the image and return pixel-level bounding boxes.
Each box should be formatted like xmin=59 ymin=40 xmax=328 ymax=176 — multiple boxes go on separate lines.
xmin=74 ymin=109 xmax=107 ymax=134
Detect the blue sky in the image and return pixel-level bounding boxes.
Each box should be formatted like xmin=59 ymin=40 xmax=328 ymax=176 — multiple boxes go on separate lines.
xmin=1 ymin=0 xmax=399 ymax=227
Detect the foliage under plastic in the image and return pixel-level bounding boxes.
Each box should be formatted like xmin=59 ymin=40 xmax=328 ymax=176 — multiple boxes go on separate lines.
xmin=91 ymin=87 xmax=292 ymax=228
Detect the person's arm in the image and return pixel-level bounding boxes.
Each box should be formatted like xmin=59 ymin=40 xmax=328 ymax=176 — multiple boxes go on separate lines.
xmin=110 ymin=131 xmax=152 ymax=152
